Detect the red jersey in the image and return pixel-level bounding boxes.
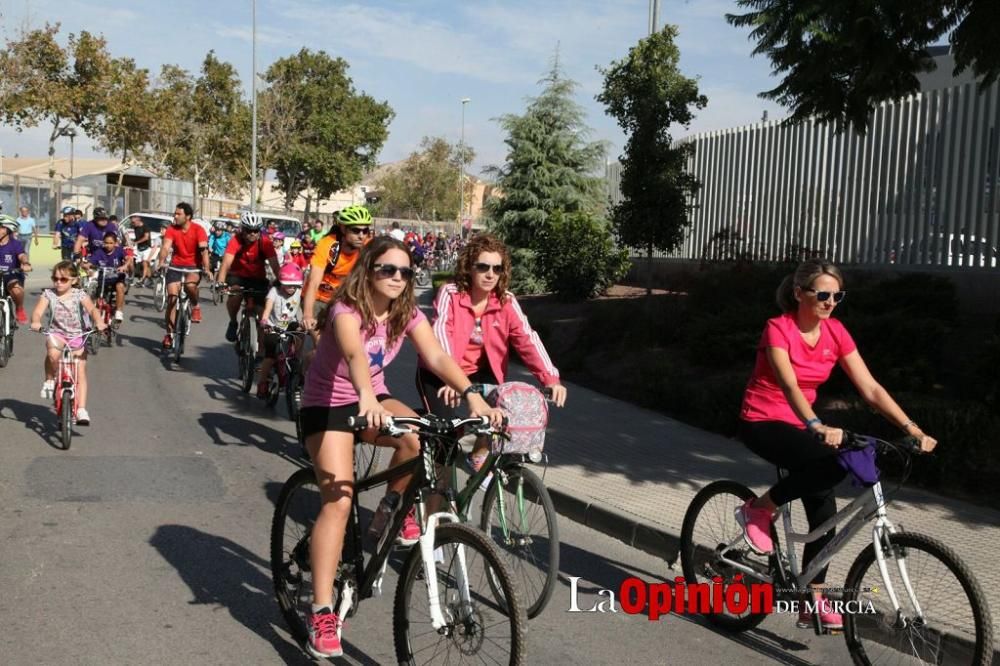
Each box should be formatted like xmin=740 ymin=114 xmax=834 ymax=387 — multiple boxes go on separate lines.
xmin=165 ymin=223 xmax=208 ymax=268
xmin=225 ymin=234 xmax=277 ymax=279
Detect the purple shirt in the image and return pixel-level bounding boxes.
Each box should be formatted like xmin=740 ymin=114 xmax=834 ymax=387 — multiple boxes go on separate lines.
xmin=302 ymin=302 xmax=427 ymax=408
xmin=0 ymin=238 xmax=26 ymax=271
xmin=88 ymin=247 xmax=127 ymax=272
xmin=79 ymin=221 xmax=119 ymax=253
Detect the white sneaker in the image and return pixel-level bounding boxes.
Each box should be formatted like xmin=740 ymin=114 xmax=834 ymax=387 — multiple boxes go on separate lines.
xmin=40 ymin=380 xmax=54 ymax=399
xmin=114 ymin=310 xmax=123 ymax=322
xmin=75 ymin=408 xmax=90 ymax=425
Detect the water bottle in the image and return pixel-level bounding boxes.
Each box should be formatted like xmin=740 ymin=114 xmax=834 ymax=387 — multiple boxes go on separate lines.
xmin=367 ymin=491 xmax=401 ymax=542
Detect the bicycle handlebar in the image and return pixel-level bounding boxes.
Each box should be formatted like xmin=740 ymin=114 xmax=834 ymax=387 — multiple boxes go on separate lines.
xmin=347 ymin=414 xmax=507 ymax=437
xmin=840 ymin=431 xmax=925 ymax=455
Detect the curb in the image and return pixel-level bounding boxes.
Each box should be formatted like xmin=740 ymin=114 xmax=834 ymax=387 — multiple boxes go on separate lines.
xmin=547 ymin=486 xmax=681 ymax=568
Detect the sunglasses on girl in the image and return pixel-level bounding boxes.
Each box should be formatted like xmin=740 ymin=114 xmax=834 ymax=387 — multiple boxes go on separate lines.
xmin=473 ymin=262 xmax=504 ymax=275
xmin=52 ymin=276 xmax=72 ymax=283
xmin=803 ymin=287 xmax=846 ymax=303
xmin=373 ymin=263 xmax=414 ymax=280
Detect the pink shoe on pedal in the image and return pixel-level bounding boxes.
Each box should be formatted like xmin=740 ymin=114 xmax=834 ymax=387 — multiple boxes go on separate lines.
xmin=797 ymin=596 xmax=843 ymax=631
xmin=307 ymin=608 xmax=343 ymax=658
xmin=396 ymin=507 xmax=421 ymax=546
xmin=736 ymin=498 xmax=774 ymax=554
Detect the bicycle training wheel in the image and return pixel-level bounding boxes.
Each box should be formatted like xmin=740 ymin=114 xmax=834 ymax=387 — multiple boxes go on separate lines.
xmin=843 ymin=531 xmax=994 ymax=666
xmin=679 ymin=480 xmax=773 ymax=632
xmin=392 ymin=522 xmax=526 ymax=665
xmin=271 ymin=467 xmax=321 ymax=646
xmin=59 ymin=390 xmax=73 ymax=450
xmin=481 ymin=464 xmax=559 ymax=618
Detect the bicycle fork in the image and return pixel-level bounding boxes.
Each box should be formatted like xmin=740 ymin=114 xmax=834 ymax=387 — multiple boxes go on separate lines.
xmin=871 ymin=518 xmax=926 ymax=628
xmin=419 ymin=510 xmax=469 ymax=631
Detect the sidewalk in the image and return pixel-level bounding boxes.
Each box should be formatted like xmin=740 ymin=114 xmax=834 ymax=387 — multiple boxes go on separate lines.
xmin=510 ymin=364 xmax=1000 ymax=639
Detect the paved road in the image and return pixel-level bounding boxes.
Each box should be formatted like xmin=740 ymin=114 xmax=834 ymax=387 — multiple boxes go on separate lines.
xmin=0 ymin=275 xmax=846 ymax=664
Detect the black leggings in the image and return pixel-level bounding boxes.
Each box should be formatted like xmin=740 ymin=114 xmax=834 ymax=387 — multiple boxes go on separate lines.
xmin=739 ymin=420 xmax=847 ymax=585
xmin=415 ymin=366 xmax=498 ymax=419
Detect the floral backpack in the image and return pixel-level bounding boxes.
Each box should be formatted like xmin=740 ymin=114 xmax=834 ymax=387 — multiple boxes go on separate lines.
xmin=487 ymin=382 xmax=549 ymax=457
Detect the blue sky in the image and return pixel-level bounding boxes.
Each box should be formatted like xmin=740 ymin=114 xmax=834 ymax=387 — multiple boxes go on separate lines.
xmin=0 ymin=0 xmax=784 ymax=175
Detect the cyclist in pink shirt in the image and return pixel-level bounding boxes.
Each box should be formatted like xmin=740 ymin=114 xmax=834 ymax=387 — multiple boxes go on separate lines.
xmin=737 ymin=258 xmax=937 ymax=632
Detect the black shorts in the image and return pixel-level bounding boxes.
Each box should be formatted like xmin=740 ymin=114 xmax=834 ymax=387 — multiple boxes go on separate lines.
xmin=166 ymin=267 xmax=202 ymax=285
xmin=60 ymin=247 xmax=75 ymax=261
xmin=225 ymin=274 xmax=269 ymax=293
xmin=2 ymin=270 xmax=25 ymax=288
xmin=415 ymin=365 xmax=497 ymax=420
xmin=300 ymin=394 xmax=393 ymax=438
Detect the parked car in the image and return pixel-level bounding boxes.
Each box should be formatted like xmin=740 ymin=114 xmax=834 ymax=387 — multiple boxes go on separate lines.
xmin=259 ymin=213 xmax=303 ymax=254
xmin=121 ymin=211 xmax=212 ymax=250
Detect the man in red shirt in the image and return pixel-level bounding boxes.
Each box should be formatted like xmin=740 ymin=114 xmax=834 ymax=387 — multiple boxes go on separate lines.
xmin=157 ymin=203 xmax=210 ymax=349
xmin=216 ymin=212 xmax=281 ymax=342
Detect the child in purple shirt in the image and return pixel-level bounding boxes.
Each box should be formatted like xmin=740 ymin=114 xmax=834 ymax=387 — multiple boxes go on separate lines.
xmin=84 ymin=231 xmax=131 ymax=324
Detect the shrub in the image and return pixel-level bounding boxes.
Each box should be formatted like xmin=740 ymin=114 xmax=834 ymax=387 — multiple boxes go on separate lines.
xmin=535 ymin=210 xmax=630 ymax=300
xmin=507 ymin=247 xmax=547 ymax=295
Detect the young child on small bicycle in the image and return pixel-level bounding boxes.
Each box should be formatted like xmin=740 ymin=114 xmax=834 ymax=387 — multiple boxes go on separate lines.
xmin=738 ymin=258 xmax=937 ymax=631
xmin=257 ymin=263 xmax=304 ymax=398
xmin=417 ymin=233 xmax=567 ymax=472
xmin=298 ymin=235 xmax=504 ymax=659
xmin=83 ymin=230 xmax=132 ymax=325
xmin=29 ymin=261 xmax=107 ymax=425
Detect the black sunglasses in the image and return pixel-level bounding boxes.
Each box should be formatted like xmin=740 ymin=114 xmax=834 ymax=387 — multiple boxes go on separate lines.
xmin=803 ymin=287 xmax=846 ymax=303
xmin=473 ymin=262 xmax=504 ymax=275
xmin=373 ymin=263 xmax=414 ymax=280
xmin=346 ymin=226 xmax=371 ymax=235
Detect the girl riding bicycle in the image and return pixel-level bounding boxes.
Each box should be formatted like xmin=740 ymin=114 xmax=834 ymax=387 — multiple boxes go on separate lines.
xmin=416 ymin=233 xmax=567 ymax=472
xmin=257 ymin=263 xmax=304 ymax=398
xmin=298 ymin=235 xmax=503 ymax=659
xmin=29 ymin=261 xmax=107 ymax=425
xmin=737 ymin=258 xmax=937 ymax=631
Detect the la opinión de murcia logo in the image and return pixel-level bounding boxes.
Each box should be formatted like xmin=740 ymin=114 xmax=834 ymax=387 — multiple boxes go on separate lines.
xmin=568 ymin=576 xmax=877 ymax=620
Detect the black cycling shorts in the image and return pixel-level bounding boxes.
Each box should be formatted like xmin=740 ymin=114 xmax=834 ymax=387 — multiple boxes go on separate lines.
xmin=299 ymin=394 xmax=393 ymax=438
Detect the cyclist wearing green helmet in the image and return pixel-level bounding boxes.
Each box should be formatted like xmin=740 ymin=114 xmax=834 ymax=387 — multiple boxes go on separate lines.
xmin=302 ymin=205 xmax=374 ymax=332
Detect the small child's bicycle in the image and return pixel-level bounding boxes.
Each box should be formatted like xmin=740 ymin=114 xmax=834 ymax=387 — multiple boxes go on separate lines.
xmin=260 ymin=326 xmax=305 ymax=420
xmin=36 ymin=329 xmax=97 ymax=450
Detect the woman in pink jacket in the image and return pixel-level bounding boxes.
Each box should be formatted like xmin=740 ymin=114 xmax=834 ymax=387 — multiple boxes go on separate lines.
xmin=417 ymin=234 xmax=567 ymax=469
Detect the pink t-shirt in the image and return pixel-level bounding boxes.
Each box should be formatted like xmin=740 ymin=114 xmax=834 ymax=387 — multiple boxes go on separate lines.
xmin=740 ymin=312 xmax=857 ymax=427
xmin=301 ymin=302 xmax=427 ymax=408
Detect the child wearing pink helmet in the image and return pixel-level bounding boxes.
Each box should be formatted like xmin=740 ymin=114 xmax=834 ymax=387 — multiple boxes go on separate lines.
xmin=258 ymin=263 xmax=304 ymax=398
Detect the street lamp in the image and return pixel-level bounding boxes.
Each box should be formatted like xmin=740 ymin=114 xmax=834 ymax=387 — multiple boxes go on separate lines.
xmin=58 ymin=127 xmax=78 ymax=182
xmin=459 ymin=97 xmax=470 ymax=229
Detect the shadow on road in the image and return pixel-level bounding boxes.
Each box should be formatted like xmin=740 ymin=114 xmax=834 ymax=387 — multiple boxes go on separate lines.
xmin=0 ymin=397 xmax=71 ymax=450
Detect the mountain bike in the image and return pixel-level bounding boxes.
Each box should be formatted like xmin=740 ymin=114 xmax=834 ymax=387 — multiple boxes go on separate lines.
xmin=0 ymin=268 xmax=17 ymax=367
xmin=36 ymin=329 xmax=97 ymax=450
xmin=680 ymin=432 xmax=994 ymax=665
xmin=271 ymin=414 xmax=526 ymax=664
xmin=261 ymin=326 xmax=305 ymax=420
xmin=223 ymin=286 xmax=266 ymax=393
xmin=164 ymin=268 xmax=200 ymax=365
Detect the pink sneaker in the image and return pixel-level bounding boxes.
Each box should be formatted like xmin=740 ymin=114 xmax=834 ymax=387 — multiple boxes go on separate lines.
xmin=797 ymin=596 xmax=844 ymax=631
xmin=307 ymin=609 xmax=342 ymax=658
xmin=736 ymin=499 xmax=774 ymax=554
xmin=396 ymin=507 xmax=421 ymax=546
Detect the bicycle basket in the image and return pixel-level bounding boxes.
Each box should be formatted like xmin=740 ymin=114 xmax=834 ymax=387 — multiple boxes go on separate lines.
xmin=487 ymin=382 xmax=549 ymax=456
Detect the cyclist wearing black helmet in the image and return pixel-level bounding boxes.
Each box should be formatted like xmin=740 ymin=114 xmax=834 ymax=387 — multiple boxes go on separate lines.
xmin=74 ymin=207 xmax=119 ymax=257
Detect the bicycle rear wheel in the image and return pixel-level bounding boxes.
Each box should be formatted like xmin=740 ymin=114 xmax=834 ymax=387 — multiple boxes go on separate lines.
xmin=481 ymin=464 xmax=559 ymax=618
xmin=392 ymin=522 xmax=526 ymax=665
xmin=271 ymin=467 xmax=321 ymax=645
xmin=679 ymin=480 xmax=773 ymax=632
xmin=843 ymin=531 xmax=994 ymax=666
xmin=59 ymin=389 xmax=73 ymax=450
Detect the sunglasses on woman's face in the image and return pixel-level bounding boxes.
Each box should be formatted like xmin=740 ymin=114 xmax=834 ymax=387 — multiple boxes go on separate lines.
xmin=803 ymin=287 xmax=846 ymax=303
xmin=373 ymin=263 xmax=414 ymax=281
xmin=473 ymin=262 xmax=504 ymax=275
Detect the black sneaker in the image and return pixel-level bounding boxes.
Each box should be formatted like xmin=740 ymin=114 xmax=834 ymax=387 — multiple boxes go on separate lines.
xmin=225 ymin=320 xmax=238 ymax=343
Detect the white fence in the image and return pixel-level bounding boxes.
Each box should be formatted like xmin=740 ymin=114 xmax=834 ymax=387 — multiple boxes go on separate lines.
xmin=610 ymin=79 xmax=1000 ymax=270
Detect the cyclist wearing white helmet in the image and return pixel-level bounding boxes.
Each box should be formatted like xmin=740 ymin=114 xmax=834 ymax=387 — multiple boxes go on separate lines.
xmin=0 ymin=218 xmax=32 ymax=324
xmin=217 ymin=211 xmax=281 ymax=342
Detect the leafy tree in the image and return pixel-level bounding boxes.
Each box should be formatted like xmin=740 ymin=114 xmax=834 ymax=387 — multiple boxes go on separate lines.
xmin=727 ymin=0 xmax=1000 ymax=133
xmin=535 ymin=210 xmax=630 ymax=300
xmin=97 ymin=57 xmax=155 ymax=200
xmin=144 ymin=53 xmax=249 ymax=205
xmin=485 ymin=54 xmax=608 ymax=250
xmin=598 ymin=26 xmax=707 ymax=295
xmin=374 ymin=136 xmax=475 ymax=221
xmin=0 ymin=24 xmax=117 ymax=177
xmin=264 ymin=49 xmax=394 ymax=217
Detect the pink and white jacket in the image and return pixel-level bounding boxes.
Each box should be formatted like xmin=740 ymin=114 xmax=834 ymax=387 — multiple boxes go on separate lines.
xmin=426 ymin=283 xmax=560 ymax=387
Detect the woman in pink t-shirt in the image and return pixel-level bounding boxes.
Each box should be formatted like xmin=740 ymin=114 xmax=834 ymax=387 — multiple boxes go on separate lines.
xmin=737 ymin=258 xmax=937 ymax=632
xmin=297 ymin=236 xmax=503 ymax=659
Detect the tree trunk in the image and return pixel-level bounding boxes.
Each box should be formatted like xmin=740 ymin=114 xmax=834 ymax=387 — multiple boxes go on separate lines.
xmin=303 ymin=192 xmax=312 ymax=224
xmin=48 ymin=125 xmax=59 ymax=180
xmin=646 ymin=241 xmax=654 ymax=297
xmin=113 ymin=150 xmax=127 ymax=213
xmin=193 ymin=165 xmax=200 ymax=215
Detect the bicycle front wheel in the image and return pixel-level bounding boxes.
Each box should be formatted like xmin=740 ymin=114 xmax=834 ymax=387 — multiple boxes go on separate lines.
xmin=480 ymin=464 xmax=559 ymax=618
xmin=843 ymin=531 xmax=994 ymax=666
xmin=679 ymin=480 xmax=772 ymax=632
xmin=271 ymin=467 xmax=321 ymax=645
xmin=59 ymin=389 xmax=73 ymax=450
xmin=154 ymin=279 xmax=166 ymax=312
xmin=392 ymin=522 xmax=526 ymax=665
